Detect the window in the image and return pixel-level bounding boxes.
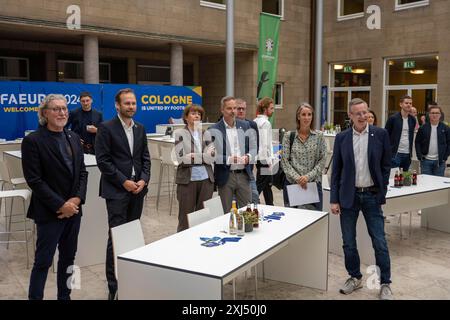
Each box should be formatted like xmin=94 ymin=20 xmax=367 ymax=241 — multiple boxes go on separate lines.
xmin=395 ymin=0 xmax=429 ymax=11
xmin=337 ymin=0 xmax=364 ymax=21
xmin=262 ymin=0 xmax=284 ymax=19
xmin=0 ymin=56 xmax=29 ymax=80
xmin=200 ymin=0 xmax=226 ymax=10
xmin=274 ymin=83 xmax=283 ymax=109
xmin=137 ymin=65 xmax=170 ymax=85
xmin=329 ymin=61 xmax=371 ymax=127
xmin=57 ymin=60 xmax=111 ymax=83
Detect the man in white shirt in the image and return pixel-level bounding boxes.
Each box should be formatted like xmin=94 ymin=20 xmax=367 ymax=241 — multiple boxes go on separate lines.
xmin=254 ymin=97 xmax=275 ymax=205
xmin=385 ymin=95 xmax=416 ymax=171
xmin=415 ymin=105 xmax=450 ymax=176
xmin=331 ymin=98 xmax=393 ymax=300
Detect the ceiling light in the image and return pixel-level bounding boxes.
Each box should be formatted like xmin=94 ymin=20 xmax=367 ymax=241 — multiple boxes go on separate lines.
xmin=388 ymin=60 xmax=394 ymax=66
xmin=410 ymin=69 xmax=424 ymax=75
xmin=436 ymin=55 xmax=439 ymax=61
xmin=334 ymin=64 xmax=344 ymax=70
xmin=353 ymin=69 xmax=366 ymax=74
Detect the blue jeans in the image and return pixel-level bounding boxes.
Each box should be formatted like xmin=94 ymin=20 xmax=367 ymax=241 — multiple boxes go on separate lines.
xmin=29 ymin=214 xmax=81 ymax=300
xmin=421 ymin=159 xmax=446 ymax=177
xmin=340 ymin=191 xmax=391 ymax=284
xmin=391 ymin=152 xmax=411 ymax=171
xmin=283 ymin=180 xmax=323 ymax=211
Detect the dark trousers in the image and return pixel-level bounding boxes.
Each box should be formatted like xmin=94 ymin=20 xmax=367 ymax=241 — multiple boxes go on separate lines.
xmin=340 ymin=191 xmax=391 ymax=284
xmin=105 ymin=190 xmax=146 ymax=295
xmin=256 ymin=163 xmax=274 ymax=205
xmin=176 ymin=179 xmax=214 ymax=232
xmin=28 ymin=214 xmax=81 ymax=300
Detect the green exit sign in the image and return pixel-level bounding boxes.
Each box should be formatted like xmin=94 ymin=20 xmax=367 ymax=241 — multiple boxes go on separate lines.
xmin=343 ymin=66 xmax=353 ymax=73
xmin=404 ymin=61 xmax=416 ymax=69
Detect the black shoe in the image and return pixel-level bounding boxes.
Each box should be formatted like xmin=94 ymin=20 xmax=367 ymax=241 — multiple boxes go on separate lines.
xmin=108 ymin=291 xmax=116 ymax=300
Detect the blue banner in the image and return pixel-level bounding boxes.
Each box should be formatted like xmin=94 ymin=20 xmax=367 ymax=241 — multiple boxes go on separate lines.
xmin=0 ymin=81 xmax=202 ymax=140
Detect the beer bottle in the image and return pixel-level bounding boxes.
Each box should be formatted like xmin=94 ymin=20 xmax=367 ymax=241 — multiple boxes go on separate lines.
xmin=412 ymin=170 xmax=417 ymax=185
xmin=394 ymin=171 xmax=399 ymax=187
xmin=253 ymin=203 xmax=259 ymax=228
xmin=399 ymin=169 xmax=403 ymax=187
xmin=229 ymin=200 xmax=238 ymax=235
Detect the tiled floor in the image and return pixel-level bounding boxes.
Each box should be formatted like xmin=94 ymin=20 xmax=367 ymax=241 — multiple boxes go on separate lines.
xmin=1 ymin=179 xmax=450 ymax=300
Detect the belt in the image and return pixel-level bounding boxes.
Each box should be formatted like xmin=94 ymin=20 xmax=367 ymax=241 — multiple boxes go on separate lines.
xmin=130 ymin=175 xmax=137 ymax=181
xmin=355 ymin=186 xmax=378 ymax=193
xmin=231 ymin=169 xmax=245 ymax=174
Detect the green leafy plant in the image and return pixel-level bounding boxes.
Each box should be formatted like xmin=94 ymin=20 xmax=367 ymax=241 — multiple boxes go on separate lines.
xmin=403 ymin=171 xmax=412 ymax=186
xmin=241 ymin=210 xmax=258 ymax=225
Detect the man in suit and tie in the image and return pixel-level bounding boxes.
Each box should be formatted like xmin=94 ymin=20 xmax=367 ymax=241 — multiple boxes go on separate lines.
xmin=95 ymin=88 xmax=150 ymax=300
xmin=22 ymin=94 xmax=88 ymax=300
xmin=208 ymin=96 xmax=257 ymax=213
xmin=330 ymin=98 xmax=393 ymax=300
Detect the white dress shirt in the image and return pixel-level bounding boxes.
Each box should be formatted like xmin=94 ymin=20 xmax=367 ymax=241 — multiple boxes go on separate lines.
xmin=254 ymin=114 xmax=274 ymax=165
xmin=353 ymin=124 xmax=374 ymax=188
xmin=118 ymin=114 xmax=136 ymax=176
xmin=224 ymin=118 xmax=245 ymax=170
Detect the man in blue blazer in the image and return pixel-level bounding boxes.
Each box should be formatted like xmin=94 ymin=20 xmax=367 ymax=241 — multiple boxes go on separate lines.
xmin=22 ymin=94 xmax=88 ymax=300
xmin=95 ymin=88 xmax=150 ymax=300
xmin=331 ymin=98 xmax=393 ymax=300
xmin=415 ymin=104 xmax=450 ymax=176
xmin=384 ymin=95 xmax=416 ymax=171
xmin=66 ymin=92 xmax=103 ymax=154
xmin=208 ymin=96 xmax=257 ymax=213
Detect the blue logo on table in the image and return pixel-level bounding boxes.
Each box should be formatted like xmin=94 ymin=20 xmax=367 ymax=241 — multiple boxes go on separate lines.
xmin=200 ymin=236 xmax=242 ymax=247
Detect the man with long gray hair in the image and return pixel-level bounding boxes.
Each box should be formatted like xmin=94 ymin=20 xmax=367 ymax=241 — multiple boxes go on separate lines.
xmin=22 ymin=94 xmax=88 ymax=300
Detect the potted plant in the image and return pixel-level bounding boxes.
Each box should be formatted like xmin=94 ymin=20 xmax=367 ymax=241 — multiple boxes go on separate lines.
xmin=241 ymin=210 xmax=258 ymax=232
xmin=403 ymin=171 xmax=412 ymax=186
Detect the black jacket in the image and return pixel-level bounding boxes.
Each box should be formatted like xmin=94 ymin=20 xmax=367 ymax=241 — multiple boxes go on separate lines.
xmin=95 ymin=116 xmax=151 ymax=199
xmin=66 ymin=107 xmax=103 ymax=146
xmin=385 ymin=112 xmax=416 ymax=157
xmin=21 ymin=126 xmax=88 ymax=223
xmin=415 ymin=122 xmax=450 ymax=164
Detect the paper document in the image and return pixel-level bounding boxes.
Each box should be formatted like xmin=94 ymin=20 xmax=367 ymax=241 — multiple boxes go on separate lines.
xmin=286 ymin=182 xmax=320 ymax=207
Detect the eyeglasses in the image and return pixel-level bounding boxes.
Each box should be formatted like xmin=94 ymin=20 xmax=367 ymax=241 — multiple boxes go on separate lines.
xmin=351 ymin=111 xmax=368 ymax=118
xmin=48 ymin=107 xmax=68 ymax=113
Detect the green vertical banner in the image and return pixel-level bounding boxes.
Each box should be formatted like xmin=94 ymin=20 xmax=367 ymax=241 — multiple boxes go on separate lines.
xmin=257 ymin=13 xmax=280 ymax=125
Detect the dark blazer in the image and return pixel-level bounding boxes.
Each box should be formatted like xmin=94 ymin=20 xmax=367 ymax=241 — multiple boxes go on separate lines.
xmin=95 ymin=116 xmax=151 ymax=199
xmin=208 ymin=118 xmax=258 ymax=187
xmin=415 ymin=122 xmax=450 ymax=164
xmin=174 ymin=126 xmax=214 ymax=185
xmin=331 ymin=125 xmax=391 ymax=209
xmin=21 ymin=126 xmax=88 ymax=223
xmin=66 ymin=107 xmax=103 ymax=144
xmin=384 ymin=112 xmax=416 ymax=157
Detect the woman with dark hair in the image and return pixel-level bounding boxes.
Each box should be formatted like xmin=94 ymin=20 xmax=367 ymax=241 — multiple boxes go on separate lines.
xmin=281 ymin=102 xmax=327 ymax=210
xmin=367 ymin=110 xmax=378 ymax=126
xmin=174 ymin=104 xmax=214 ymax=232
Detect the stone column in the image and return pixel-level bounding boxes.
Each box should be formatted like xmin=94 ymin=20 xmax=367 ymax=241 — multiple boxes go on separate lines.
xmin=128 ymin=57 xmax=137 ymax=84
xmin=45 ymin=51 xmax=57 ymax=81
xmin=83 ymin=35 xmax=99 ymax=84
xmin=170 ymin=43 xmax=183 ymax=86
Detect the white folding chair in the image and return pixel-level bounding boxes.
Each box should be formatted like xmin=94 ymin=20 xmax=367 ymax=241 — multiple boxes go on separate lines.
xmin=187 ymin=208 xmax=215 ymax=228
xmin=203 ymin=196 xmax=224 ymax=218
xmin=111 ymin=219 xmax=145 ymax=299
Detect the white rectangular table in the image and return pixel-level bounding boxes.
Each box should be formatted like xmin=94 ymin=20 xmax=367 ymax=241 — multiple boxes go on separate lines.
xmin=324 ymin=174 xmax=450 ymax=265
xmin=3 ymin=151 xmax=109 ymax=268
xmin=117 ymin=205 xmax=329 ymax=300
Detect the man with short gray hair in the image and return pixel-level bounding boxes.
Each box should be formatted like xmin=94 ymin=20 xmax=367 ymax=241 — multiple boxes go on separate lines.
xmin=331 ymin=98 xmax=393 ymax=300
xmin=22 ymin=94 xmax=88 ymax=300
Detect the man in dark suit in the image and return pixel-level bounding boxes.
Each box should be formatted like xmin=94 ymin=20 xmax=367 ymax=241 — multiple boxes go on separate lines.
xmin=95 ymin=88 xmax=150 ymax=300
xmin=384 ymin=95 xmax=416 ymax=171
xmin=416 ymin=104 xmax=450 ymax=176
xmin=22 ymin=94 xmax=88 ymax=300
xmin=331 ymin=98 xmax=393 ymax=300
xmin=208 ymin=96 xmax=257 ymax=213
xmin=235 ymin=98 xmax=260 ymax=204
xmin=66 ymin=91 xmax=103 ymax=154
